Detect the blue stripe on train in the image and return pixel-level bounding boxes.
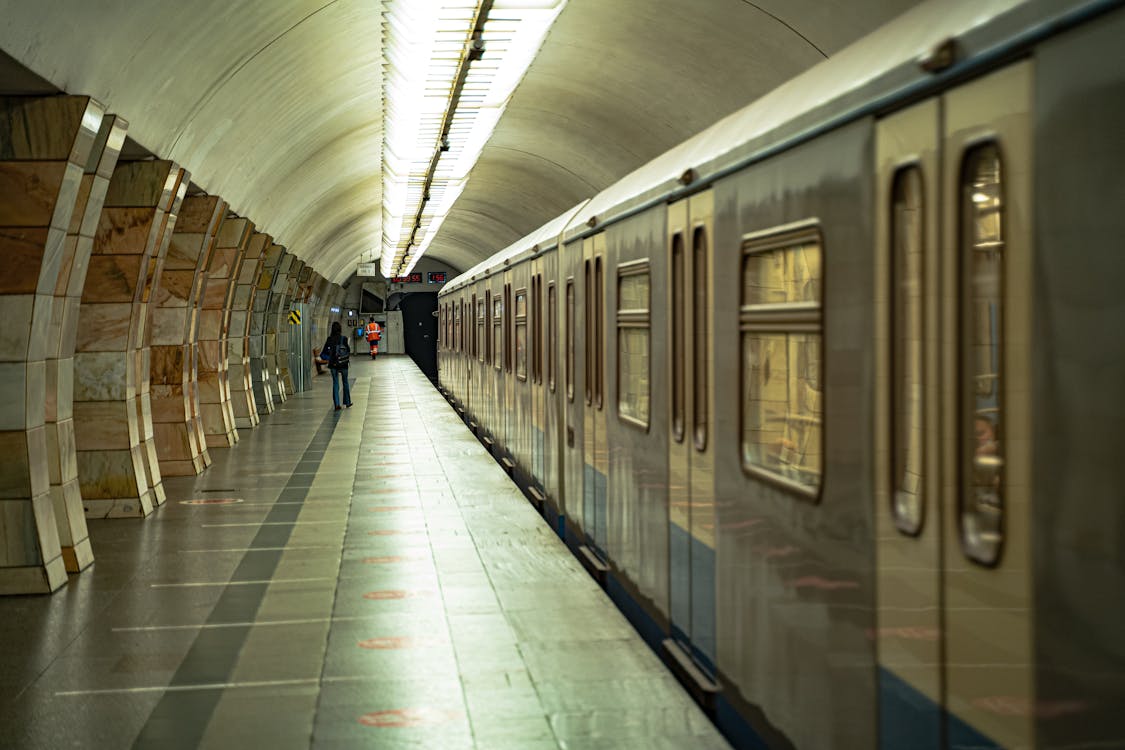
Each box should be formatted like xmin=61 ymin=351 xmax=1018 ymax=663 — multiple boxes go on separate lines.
xmin=878 ymin=667 xmax=1001 ymax=750
xmin=669 ymin=522 xmax=717 ymax=674
xmin=606 ymin=569 xmax=770 ymax=750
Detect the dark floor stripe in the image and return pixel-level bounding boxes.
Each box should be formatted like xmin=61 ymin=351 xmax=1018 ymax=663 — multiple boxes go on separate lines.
xmin=132 ymin=411 xmax=344 ymax=750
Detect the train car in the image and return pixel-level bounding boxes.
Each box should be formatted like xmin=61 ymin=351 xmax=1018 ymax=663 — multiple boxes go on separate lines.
xmin=438 ymin=0 xmax=1125 ymax=747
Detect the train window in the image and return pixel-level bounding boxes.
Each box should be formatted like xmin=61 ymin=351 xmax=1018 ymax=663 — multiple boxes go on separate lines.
xmin=617 ymin=261 xmax=650 ymax=429
xmin=548 ymin=283 xmax=557 ymax=392
xmin=671 ymin=232 xmax=685 ymax=443
xmin=535 ymin=275 xmax=543 ymax=385
xmin=504 ymin=284 xmax=513 ymax=374
xmin=492 ymin=293 xmax=502 ymax=370
xmin=960 ymin=143 xmax=1005 ymax=566
xmin=477 ymin=299 xmax=485 ymax=362
xmin=584 ymin=260 xmax=592 ymax=405
xmin=740 ymin=224 xmax=823 ymax=500
xmin=892 ymin=167 xmax=925 ymax=535
xmin=692 ymin=227 xmax=708 ymax=450
xmin=469 ymin=295 xmax=476 ymax=358
xmin=515 ymin=288 xmax=528 ymax=381
xmin=566 ymin=280 xmax=575 ymax=401
xmin=595 ymin=255 xmax=605 ymax=410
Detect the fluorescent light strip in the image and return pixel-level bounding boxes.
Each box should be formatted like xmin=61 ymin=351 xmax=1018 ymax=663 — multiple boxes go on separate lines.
xmin=379 ymin=0 xmax=567 ymax=277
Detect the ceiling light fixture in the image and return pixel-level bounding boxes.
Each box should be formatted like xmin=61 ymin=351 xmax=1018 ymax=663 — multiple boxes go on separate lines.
xmin=379 ymin=0 xmax=567 ymax=278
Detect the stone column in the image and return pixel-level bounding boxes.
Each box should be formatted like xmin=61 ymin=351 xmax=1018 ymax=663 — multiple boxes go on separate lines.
xmin=251 ymin=243 xmax=284 ymax=415
xmin=197 ymin=215 xmax=252 ymax=448
xmin=74 ymin=159 xmax=183 ymax=519
xmin=264 ymin=250 xmax=293 ymax=405
xmin=228 ymin=231 xmax=268 ymax=430
xmin=0 ymin=95 xmax=102 ymax=594
xmin=47 ymin=112 xmax=127 ymax=572
xmin=277 ymin=259 xmax=304 ymax=397
xmin=135 ymin=166 xmax=188 ymax=507
xmin=150 ymin=194 xmax=223 ymax=476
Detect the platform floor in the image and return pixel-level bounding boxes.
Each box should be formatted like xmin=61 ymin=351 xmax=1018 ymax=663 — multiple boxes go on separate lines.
xmin=0 ymin=356 xmax=728 ymax=749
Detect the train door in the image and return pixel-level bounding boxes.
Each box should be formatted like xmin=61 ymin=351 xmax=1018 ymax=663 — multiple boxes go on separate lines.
xmin=530 ymin=258 xmax=545 ymax=491
xmin=875 ymin=61 xmax=1033 ymax=750
xmin=493 ymin=281 xmax=505 ymax=450
xmin=473 ymin=289 xmax=483 ymax=427
xmin=581 ymin=233 xmax=609 ymax=556
xmin=666 ymin=190 xmax=716 ymax=674
xmin=466 ymin=292 xmax=475 ymax=418
xmin=503 ymin=271 xmax=515 ymax=462
xmin=563 ymin=249 xmax=581 ymax=538
xmin=545 ymin=264 xmax=563 ymax=529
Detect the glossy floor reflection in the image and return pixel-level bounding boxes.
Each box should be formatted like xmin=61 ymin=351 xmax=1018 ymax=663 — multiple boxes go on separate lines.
xmin=0 ymin=356 xmax=729 ymax=749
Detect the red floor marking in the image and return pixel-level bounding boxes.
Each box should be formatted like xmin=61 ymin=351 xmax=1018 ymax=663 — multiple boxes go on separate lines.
xmin=180 ymin=498 xmax=243 ymax=505
xmin=368 ymin=506 xmax=419 ymax=512
xmin=357 ymin=636 xmax=444 ymax=650
xmin=358 ymin=708 xmax=462 ymax=728
xmin=362 ymin=555 xmax=424 ymax=564
xmin=367 ymin=529 xmax=424 ymax=536
xmin=363 ymin=590 xmax=434 ymax=600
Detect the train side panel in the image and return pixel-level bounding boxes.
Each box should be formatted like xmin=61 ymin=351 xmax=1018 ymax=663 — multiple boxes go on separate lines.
xmin=604 ymin=209 xmax=672 ymax=623
xmin=1032 ymin=10 xmax=1125 ymax=747
xmin=712 ymin=118 xmax=876 ymax=749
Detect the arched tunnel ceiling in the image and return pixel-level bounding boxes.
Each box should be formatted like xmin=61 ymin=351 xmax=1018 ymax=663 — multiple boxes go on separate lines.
xmin=0 ymin=0 xmax=920 ymax=281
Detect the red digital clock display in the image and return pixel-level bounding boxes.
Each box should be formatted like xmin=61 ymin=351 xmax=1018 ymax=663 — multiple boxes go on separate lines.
xmin=391 ymin=273 xmax=423 ymax=283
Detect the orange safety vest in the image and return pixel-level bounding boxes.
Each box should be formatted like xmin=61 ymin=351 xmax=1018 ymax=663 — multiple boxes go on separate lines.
xmin=365 ymin=322 xmax=381 ymax=341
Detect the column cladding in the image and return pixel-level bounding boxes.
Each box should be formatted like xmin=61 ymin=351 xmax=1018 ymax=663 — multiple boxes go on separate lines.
xmin=46 ymin=112 xmax=126 ymax=573
xmin=228 ymin=231 xmax=269 ymax=429
xmin=73 ymin=159 xmax=184 ymax=519
xmin=150 ymin=195 xmax=225 ymax=476
xmin=265 ymin=250 xmax=294 ymax=405
xmin=135 ymin=165 xmax=189 ymax=508
xmin=277 ymin=259 xmax=305 ymax=396
xmin=251 ymin=242 xmax=285 ymax=415
xmin=197 ymin=215 xmax=252 ymax=448
xmin=0 ymin=95 xmax=103 ymax=593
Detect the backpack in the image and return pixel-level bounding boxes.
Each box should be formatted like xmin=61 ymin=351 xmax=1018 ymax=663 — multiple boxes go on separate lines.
xmin=330 ymin=337 xmax=350 ymax=368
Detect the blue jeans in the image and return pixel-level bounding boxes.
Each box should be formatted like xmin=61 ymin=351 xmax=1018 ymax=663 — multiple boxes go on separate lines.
xmin=331 ymin=367 xmax=351 ymax=408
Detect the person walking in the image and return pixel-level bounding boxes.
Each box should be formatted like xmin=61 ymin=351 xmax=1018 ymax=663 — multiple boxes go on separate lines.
xmin=364 ymin=317 xmax=382 ymax=358
xmin=320 ymin=321 xmax=353 ymax=410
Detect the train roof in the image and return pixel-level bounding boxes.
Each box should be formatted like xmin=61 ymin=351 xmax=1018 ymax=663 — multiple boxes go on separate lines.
xmin=443 ymin=200 xmax=588 ymax=290
xmin=442 ymin=0 xmax=1095 ymax=295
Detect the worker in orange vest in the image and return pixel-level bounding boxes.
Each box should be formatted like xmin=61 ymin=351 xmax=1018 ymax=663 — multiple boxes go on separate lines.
xmin=364 ymin=317 xmax=382 ymax=358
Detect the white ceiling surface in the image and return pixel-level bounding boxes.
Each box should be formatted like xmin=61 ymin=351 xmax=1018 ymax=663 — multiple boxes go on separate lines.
xmin=0 ymin=0 xmax=918 ymax=282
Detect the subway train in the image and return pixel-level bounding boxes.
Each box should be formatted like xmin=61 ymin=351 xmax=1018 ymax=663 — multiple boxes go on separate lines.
xmin=435 ymin=1 xmax=1125 ymax=747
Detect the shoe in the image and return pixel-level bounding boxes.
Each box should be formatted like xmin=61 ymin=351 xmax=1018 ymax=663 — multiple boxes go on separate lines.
xmin=334 ymin=405 xmax=342 ymax=411
xmin=345 ymin=403 xmax=353 ymax=408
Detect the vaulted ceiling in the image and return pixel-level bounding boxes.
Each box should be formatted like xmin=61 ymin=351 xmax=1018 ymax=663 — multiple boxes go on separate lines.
xmin=0 ymin=0 xmax=920 ymax=282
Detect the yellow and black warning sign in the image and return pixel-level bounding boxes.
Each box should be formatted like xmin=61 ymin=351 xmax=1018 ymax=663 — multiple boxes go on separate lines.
xmin=288 ymin=309 xmax=301 ymax=325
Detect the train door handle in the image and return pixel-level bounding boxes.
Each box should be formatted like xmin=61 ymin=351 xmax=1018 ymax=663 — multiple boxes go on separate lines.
xmin=567 ymin=426 xmax=575 ymax=448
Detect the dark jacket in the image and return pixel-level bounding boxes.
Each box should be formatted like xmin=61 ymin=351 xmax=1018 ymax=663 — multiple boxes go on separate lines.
xmin=320 ymin=333 xmax=349 ymax=370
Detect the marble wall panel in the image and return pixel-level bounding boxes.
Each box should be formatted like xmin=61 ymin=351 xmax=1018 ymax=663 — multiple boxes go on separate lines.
xmin=227 ymin=231 xmax=268 ymax=429
xmin=250 ymin=243 xmax=284 ymax=415
xmin=0 ymin=95 xmax=102 ymax=594
xmin=73 ymin=159 xmax=180 ymax=520
xmin=265 ymin=251 xmax=293 ymax=405
xmin=134 ymin=166 xmax=187 ymax=506
xmin=277 ymin=259 xmax=305 ymax=396
xmin=197 ymin=215 xmax=252 ymax=449
xmin=44 ymin=113 xmax=126 ymax=575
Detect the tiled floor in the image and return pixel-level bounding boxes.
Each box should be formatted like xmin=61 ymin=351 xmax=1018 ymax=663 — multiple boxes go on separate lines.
xmin=0 ymin=356 xmax=729 ymax=749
